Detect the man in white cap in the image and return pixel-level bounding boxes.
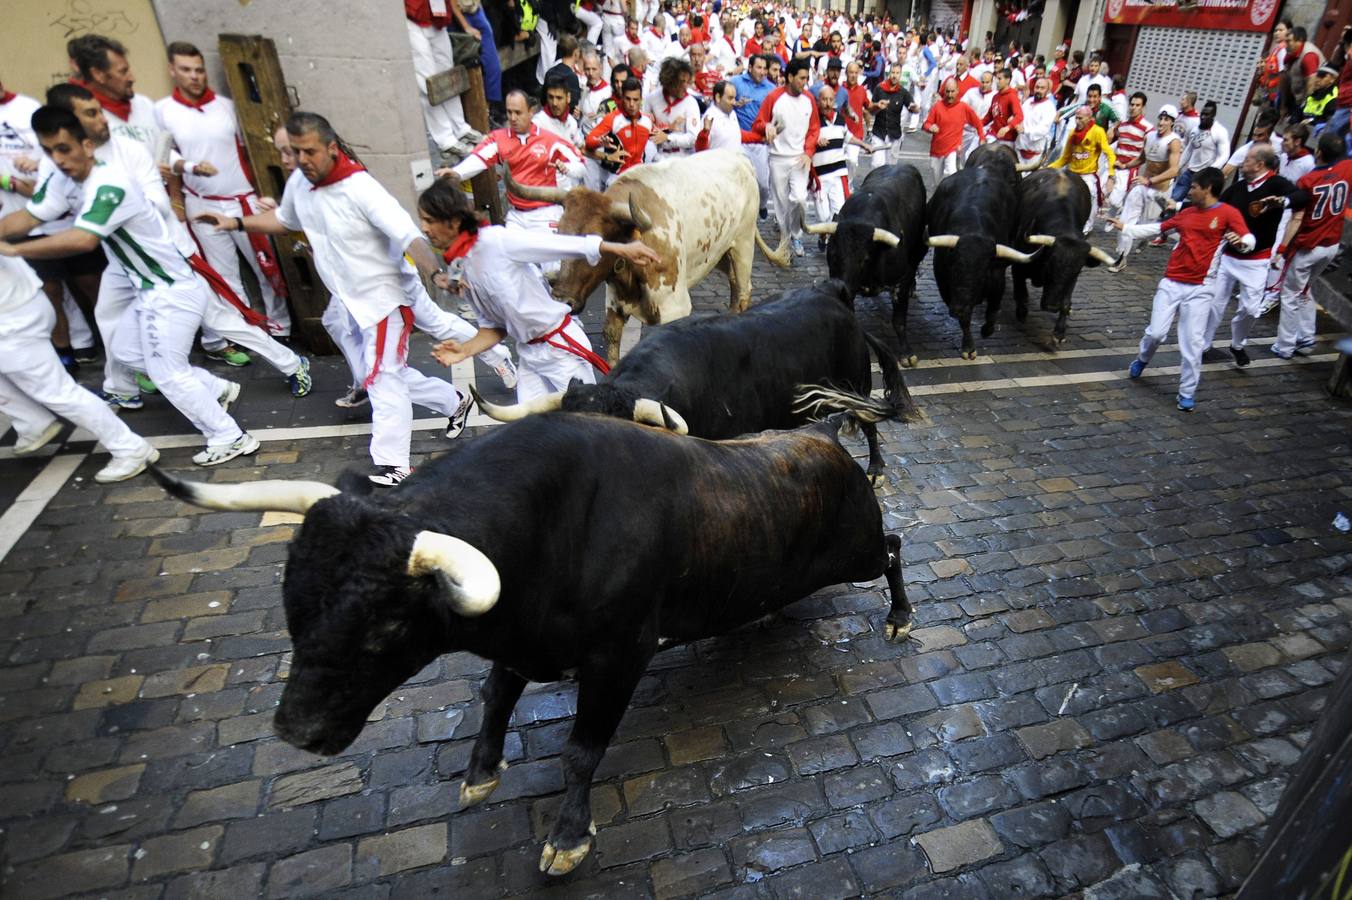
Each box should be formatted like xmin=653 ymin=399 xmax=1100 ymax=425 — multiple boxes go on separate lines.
xmin=1110 ymin=104 xmax=1182 ymax=268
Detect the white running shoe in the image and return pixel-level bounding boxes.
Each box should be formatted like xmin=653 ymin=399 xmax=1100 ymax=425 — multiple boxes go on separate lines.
xmin=95 ymin=444 xmax=160 ymax=483
xmin=218 ymin=381 xmax=242 ymax=412
xmin=192 ymin=432 xmax=260 ymax=467
xmin=368 ymin=465 xmax=411 ymax=487
xmin=14 ymin=421 xmax=63 ymax=455
xmin=493 ymin=358 xmax=519 ymax=390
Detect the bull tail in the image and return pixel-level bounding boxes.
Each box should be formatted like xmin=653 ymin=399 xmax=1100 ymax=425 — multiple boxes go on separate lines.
xmin=754 ymin=229 xmax=791 ymax=268
xmin=792 ymin=382 xmax=918 ymax=433
xmin=863 ymin=332 xmax=921 ymax=422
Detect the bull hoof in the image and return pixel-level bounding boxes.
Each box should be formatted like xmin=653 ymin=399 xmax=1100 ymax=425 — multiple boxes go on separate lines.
xmin=961 ymin=349 xmax=977 ymax=361
xmin=459 ymin=761 xmax=508 ymax=808
xmin=884 ymin=619 xmax=914 ymax=642
xmin=539 ymin=824 xmax=596 ymax=876
xmin=868 ymin=471 xmax=885 ymax=489
xmin=902 ymin=354 xmax=919 ymax=369
xmin=1049 ymin=334 xmax=1065 ymax=351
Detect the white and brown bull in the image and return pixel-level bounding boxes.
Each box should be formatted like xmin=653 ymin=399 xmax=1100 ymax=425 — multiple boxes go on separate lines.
xmin=505 ymin=148 xmax=787 ymax=364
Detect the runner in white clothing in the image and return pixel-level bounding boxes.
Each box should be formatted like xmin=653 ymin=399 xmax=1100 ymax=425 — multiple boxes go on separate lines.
xmin=198 ymin=113 xmax=467 ymax=488
xmin=416 ymin=181 xmax=659 ymax=401
xmin=750 ymin=58 xmax=820 ymax=260
xmin=0 ymin=106 xmax=257 ymax=466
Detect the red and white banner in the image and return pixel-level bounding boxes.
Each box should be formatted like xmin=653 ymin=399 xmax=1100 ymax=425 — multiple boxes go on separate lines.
xmin=1103 ymin=0 xmax=1280 ymax=33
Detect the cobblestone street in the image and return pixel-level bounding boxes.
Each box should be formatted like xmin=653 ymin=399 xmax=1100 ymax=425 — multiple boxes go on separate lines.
xmin=2 ymin=152 xmax=1352 ymax=899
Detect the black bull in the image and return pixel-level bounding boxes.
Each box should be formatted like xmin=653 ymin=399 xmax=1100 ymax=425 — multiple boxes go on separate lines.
xmin=150 ymin=413 xmax=914 ymax=876
xmin=805 ymin=164 xmax=929 ymax=367
xmin=925 ymin=164 xmax=1040 ymax=359
xmin=472 ymin=280 xmax=919 ymax=482
xmin=1011 ymin=168 xmax=1121 ymax=348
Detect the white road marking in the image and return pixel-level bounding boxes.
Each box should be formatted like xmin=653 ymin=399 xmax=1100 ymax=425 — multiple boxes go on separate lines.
xmin=0 ymin=453 xmax=86 ymax=564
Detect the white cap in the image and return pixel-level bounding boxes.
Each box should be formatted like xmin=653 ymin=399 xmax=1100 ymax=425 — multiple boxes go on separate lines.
xmin=1158 ymin=103 xmax=1179 ymax=120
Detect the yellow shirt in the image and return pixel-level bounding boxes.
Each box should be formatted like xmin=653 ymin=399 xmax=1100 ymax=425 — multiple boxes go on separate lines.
xmin=1050 ymin=123 xmax=1116 ymax=176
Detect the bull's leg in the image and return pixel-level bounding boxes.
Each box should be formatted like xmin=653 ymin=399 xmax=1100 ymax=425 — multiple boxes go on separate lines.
xmin=891 ymin=285 xmax=918 ymax=368
xmin=882 ymin=533 xmax=913 ymax=641
xmin=727 ymin=239 xmax=754 ymax=313
xmin=958 ymin=312 xmax=976 ymax=360
xmin=603 ymin=304 xmax=628 ymax=368
xmin=459 ymin=663 xmax=527 ymax=808
xmin=864 ymin=422 xmax=885 ymax=487
xmin=1013 ymin=265 xmax=1030 ymax=322
xmin=541 ymin=650 xmax=653 ymax=876
xmin=1051 ymin=304 xmax=1070 ymax=349
xmin=981 ymin=270 xmax=1004 ymax=339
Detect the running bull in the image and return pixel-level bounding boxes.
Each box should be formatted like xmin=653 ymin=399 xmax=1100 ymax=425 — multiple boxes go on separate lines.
xmin=802 ymin=164 xmax=929 ymax=367
xmin=505 ymin=148 xmax=786 ymax=366
xmin=926 ymin=163 xmax=1039 ymax=359
xmin=472 ymin=280 xmax=919 ymax=483
xmin=1011 ymin=168 xmax=1120 ymax=349
xmin=149 ymin=412 xmax=915 ymax=877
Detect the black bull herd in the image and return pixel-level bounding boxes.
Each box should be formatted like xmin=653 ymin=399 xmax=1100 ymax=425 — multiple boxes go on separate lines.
xmin=152 ymin=149 xmax=1122 ymax=877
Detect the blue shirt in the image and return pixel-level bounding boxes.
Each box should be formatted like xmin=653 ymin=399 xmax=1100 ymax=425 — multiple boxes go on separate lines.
xmin=731 ymin=72 xmax=775 ymax=130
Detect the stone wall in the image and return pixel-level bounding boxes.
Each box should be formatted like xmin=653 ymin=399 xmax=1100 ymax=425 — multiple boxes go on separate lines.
xmin=150 ymin=0 xmax=428 ymax=210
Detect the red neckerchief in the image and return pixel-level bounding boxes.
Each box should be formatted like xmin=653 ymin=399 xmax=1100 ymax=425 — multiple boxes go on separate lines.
xmin=1071 ymin=124 xmax=1092 ymax=144
xmin=650 ymin=27 xmax=664 ymax=38
xmin=1181 ymin=109 xmax=1199 ymax=118
xmin=171 ymin=86 xmax=216 ymax=110
xmin=69 ymin=78 xmax=131 ymax=121
xmin=442 ymin=230 xmax=479 ymax=263
xmin=310 ymin=151 xmax=365 ymax=189
xmin=1288 ymin=147 xmax=1310 ymax=160
xmin=0 ymin=91 xmax=15 ymax=104
xmin=545 ymin=106 xmax=569 ymax=122
xmin=659 ymin=91 xmax=687 ymax=115
xmin=1247 ymin=172 xmax=1272 ymax=190
xmin=879 ymin=81 xmax=901 ymax=94
xmin=820 ymin=109 xmax=837 ymax=125
xmin=589 ymin=81 xmax=609 ymax=92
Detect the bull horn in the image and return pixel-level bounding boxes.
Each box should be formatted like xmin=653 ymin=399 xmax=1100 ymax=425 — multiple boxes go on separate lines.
xmin=633 ymin=399 xmax=689 ymax=435
xmin=1088 ymin=246 xmax=1118 ymax=266
xmin=608 ymin=192 xmax=654 ymax=233
xmin=469 ymin=385 xmax=564 ymax=423
xmin=803 ymin=222 xmax=838 ymax=236
xmin=995 ymin=243 xmax=1037 ymax=264
xmin=502 ymin=163 xmax=568 ymax=205
xmin=149 ymin=465 xmax=337 ymax=514
xmin=1025 ymin=234 xmax=1056 ymax=246
xmin=927 ymin=234 xmax=960 ymax=248
xmin=1015 ymin=158 xmax=1042 ymax=172
xmin=407 ymin=531 xmax=501 ymax=617
xmin=872 ymin=227 xmax=901 ymax=247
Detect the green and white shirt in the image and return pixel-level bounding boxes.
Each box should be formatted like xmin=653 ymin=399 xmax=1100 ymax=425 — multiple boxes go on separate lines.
xmin=71 ymin=159 xmax=194 ymax=290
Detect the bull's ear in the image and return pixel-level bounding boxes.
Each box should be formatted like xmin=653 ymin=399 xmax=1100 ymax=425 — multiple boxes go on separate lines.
xmin=336 ymin=470 xmax=378 ymax=497
xmin=568 ymin=377 xmax=584 ymax=389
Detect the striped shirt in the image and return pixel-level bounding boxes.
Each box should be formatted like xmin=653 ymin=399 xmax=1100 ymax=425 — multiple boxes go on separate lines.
xmin=812 ymin=112 xmax=849 ymax=178
xmin=1116 ymin=115 xmax=1152 ymax=167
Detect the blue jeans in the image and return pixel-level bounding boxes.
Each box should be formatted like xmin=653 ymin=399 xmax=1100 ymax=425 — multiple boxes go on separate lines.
xmin=463 ymin=7 xmax=501 ymax=102
xmin=1330 ymin=106 xmax=1351 ymax=153
xmin=1171 ymin=168 xmax=1194 ymax=203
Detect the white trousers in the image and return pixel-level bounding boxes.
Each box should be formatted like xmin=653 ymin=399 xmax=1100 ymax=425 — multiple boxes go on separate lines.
xmin=575 ymin=6 xmax=603 ymax=45
xmin=362 ymin=307 xmax=464 ymax=468
xmin=200 ymin=291 xmax=301 ymax=376
xmin=516 ymin=317 xmax=597 ymax=401
xmin=407 ymin=20 xmax=470 ymax=150
xmin=929 ymin=151 xmax=958 ymax=186
xmin=95 ymin=267 xmax=141 ymax=396
xmin=322 ymin=296 xmax=367 ymax=389
xmin=63 ymin=288 xmax=95 ymax=349
xmin=960 ymin=129 xmax=981 ymax=163
xmin=1115 ymin=183 xmax=1167 ymax=257
xmin=870 ymin=137 xmax=904 ymax=169
xmin=185 ymin=192 xmax=290 ymax=334
xmin=110 ymin=281 xmax=243 ymax=447
xmin=813 ymin=173 xmax=849 ymax=224
xmin=602 ymin=14 xmax=626 ymax=58
xmin=1078 ymin=172 xmax=1101 ymax=234
xmin=743 ymin=143 xmax=771 ymax=209
xmin=1211 ymin=254 xmax=1269 ymax=349
xmin=505 ymin=205 xmax=563 ymax=232
xmin=1274 ymin=244 xmax=1337 ymax=355
xmin=768 ymin=155 xmax=809 ymax=243
xmin=403 ymin=276 xmax=511 ymax=368
xmin=1136 ymin=277 xmax=1212 ymax=400
xmin=0 ymin=291 xmax=146 ymax=457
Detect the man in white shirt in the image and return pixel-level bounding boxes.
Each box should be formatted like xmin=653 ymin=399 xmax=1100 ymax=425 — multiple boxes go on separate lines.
xmin=1172 ymin=100 xmax=1229 ymax=203
xmin=644 ymin=58 xmax=701 ymax=157
xmin=960 ymin=71 xmax=995 ymax=162
xmin=751 ymin=58 xmax=819 ymax=260
xmin=3 ymin=106 xmax=257 ymax=466
xmin=202 ymin=112 xmax=469 ymax=487
xmin=1017 ymin=76 xmax=1057 ymax=165
xmin=66 ymin=35 xmax=161 ymax=152
xmin=697 ymin=80 xmax=746 ymax=152
xmin=1074 ymin=59 xmax=1112 ymax=106
xmin=155 ymin=42 xmax=292 ymax=338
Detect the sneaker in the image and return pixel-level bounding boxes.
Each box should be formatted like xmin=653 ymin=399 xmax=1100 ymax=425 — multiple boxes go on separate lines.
xmin=368 ymin=465 xmax=411 ymax=487
xmin=1149 ymin=235 xmax=1167 ymax=247
xmin=1128 ymin=359 xmax=1146 ymax=379
xmin=1106 ymin=255 xmax=1127 ymax=274
xmin=1177 ymin=394 xmax=1195 ymax=412
xmin=95 ymin=444 xmax=159 ymax=483
xmin=135 ymin=372 xmax=158 ymax=394
xmin=287 ymin=356 xmax=313 ymax=397
xmin=817 ymin=235 xmax=828 ymax=251
xmin=204 ymin=344 xmax=252 ymax=367
xmin=759 ymin=207 xmax=768 ymax=221
xmin=492 ymin=358 xmax=519 ymax=390
xmin=461 ymin=128 xmax=485 ymax=145
xmin=1294 ymin=338 xmax=1316 ymax=353
xmin=218 ymin=380 xmax=241 ymax=412
xmin=1269 ymin=344 xmax=1293 ymax=360
xmin=335 ymin=385 xmax=369 ymax=409
xmin=445 ymin=392 xmax=473 ymax=439
xmin=99 ymin=390 xmax=144 ymax=411
xmin=1257 ymin=296 xmax=1280 ymax=316
xmin=1230 ymin=346 xmax=1251 ymax=367
xmin=72 ymin=345 xmax=100 ymax=363
xmin=1103 ymin=220 xmax=1115 ymax=234
xmin=57 ymin=348 xmax=78 ymax=374
xmin=14 ymin=421 xmax=63 ymax=455
xmin=791 ymin=238 xmax=805 ymax=258
xmin=192 ymin=432 xmax=260 ymax=467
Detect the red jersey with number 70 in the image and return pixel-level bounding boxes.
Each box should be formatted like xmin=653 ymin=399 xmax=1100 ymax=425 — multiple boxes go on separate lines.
xmin=1291 ymin=159 xmax=1352 ymax=252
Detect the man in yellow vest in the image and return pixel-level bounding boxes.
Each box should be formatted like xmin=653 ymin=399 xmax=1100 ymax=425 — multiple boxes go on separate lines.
xmin=1050 ymin=104 xmax=1117 ymax=234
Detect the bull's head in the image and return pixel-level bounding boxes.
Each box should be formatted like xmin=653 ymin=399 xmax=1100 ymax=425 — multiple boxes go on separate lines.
xmin=502 ymin=166 xmax=655 ymax=314
xmin=149 ymin=468 xmax=501 ymax=756
xmin=470 ymin=383 xmax=688 ymax=434
xmin=1022 ymin=233 xmax=1121 ymax=311
xmin=805 ymin=221 xmax=902 ymax=298
xmin=926 ymin=234 xmax=1038 ymax=308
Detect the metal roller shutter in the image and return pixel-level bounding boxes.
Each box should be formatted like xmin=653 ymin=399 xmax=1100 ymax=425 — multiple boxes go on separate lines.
xmin=1125 ymin=26 xmax=1267 ymax=143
